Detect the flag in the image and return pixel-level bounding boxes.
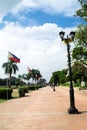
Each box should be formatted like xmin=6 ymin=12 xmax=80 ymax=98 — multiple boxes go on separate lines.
xmin=8 ymin=52 xmax=20 ymax=63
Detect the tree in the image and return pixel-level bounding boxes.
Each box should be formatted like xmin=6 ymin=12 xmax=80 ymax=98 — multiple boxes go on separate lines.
xmin=0 ymin=78 xmax=7 ymax=86
xmin=72 ymin=0 xmax=87 ymax=66
xmin=17 ymin=74 xmax=26 ymax=86
xmin=50 ymin=69 xmax=68 ymax=85
xmin=31 ymin=69 xmax=42 ymax=84
xmin=72 ymin=46 xmax=87 ymax=64
xmin=53 ymin=72 xmax=59 ymax=86
xmin=78 ymin=0 xmax=87 ymax=5
xmin=27 ymin=69 xmax=42 ymax=84
xmin=37 ymin=78 xmax=46 ymax=87
xmin=2 ymin=61 xmax=19 ymax=87
xmin=75 ymin=25 xmax=87 ymax=47
xmin=71 ymin=1 xmax=87 ymax=86
xmin=76 ymin=1 xmax=87 ymax=21
xmin=72 ymin=62 xmax=87 ymax=84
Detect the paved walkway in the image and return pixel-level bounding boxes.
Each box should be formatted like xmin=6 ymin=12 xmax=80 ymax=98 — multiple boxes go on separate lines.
xmin=0 ymin=86 xmax=87 ymax=130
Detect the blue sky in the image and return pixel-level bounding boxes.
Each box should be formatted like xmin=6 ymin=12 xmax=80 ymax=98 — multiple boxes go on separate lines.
xmin=0 ymin=0 xmax=81 ymax=28
xmin=0 ymin=0 xmax=82 ymax=82
xmin=2 ymin=10 xmax=82 ymax=28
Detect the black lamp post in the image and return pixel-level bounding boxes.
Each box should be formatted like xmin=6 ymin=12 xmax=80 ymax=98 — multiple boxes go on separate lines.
xmin=59 ymin=31 xmax=79 ymax=114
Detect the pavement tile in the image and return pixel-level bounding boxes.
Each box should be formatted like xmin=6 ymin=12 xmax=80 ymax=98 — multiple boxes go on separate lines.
xmin=0 ymin=86 xmax=87 ymax=130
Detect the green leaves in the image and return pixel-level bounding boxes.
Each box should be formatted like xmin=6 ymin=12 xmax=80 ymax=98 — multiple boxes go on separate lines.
xmin=73 ymin=3 xmax=87 ymax=67
xmin=75 ymin=25 xmax=87 ymax=47
xmin=2 ymin=61 xmax=19 ymax=87
xmin=27 ymin=69 xmax=42 ymax=84
xmin=2 ymin=61 xmax=19 ymax=75
xmin=72 ymin=46 xmax=87 ymax=61
xmin=78 ymin=0 xmax=87 ymax=5
xmin=76 ymin=4 xmax=87 ymax=21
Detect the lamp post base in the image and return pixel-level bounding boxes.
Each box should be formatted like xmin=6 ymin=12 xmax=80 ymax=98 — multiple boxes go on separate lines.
xmin=68 ymin=106 xmax=79 ymax=114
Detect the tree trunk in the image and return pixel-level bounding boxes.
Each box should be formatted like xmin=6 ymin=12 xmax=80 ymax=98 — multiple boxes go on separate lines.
xmin=9 ymin=73 xmax=11 ymax=88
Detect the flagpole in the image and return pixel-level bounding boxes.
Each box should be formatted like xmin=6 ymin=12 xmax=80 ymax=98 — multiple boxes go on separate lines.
xmin=7 ymin=52 xmax=10 ymax=100
xmin=7 ymin=58 xmax=9 ymax=100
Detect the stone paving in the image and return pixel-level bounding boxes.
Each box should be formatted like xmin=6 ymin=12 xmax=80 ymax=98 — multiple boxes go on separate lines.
xmin=0 ymin=86 xmax=87 ymax=130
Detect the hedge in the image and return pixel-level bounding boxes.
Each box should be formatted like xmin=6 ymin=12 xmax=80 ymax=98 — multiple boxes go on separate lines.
xmin=28 ymin=85 xmax=39 ymax=90
xmin=18 ymin=86 xmax=29 ymax=93
xmin=18 ymin=86 xmax=29 ymax=97
xmin=28 ymin=85 xmax=45 ymax=90
xmin=0 ymin=88 xmax=13 ymax=99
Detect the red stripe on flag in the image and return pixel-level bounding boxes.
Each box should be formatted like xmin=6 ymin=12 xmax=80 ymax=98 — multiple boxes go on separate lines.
xmin=8 ymin=52 xmax=20 ymax=63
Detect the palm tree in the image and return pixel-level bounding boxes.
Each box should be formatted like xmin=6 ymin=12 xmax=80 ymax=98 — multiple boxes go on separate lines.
xmin=2 ymin=60 xmax=19 ymax=87
xmin=27 ymin=69 xmax=42 ymax=84
xmin=31 ymin=69 xmax=42 ymax=84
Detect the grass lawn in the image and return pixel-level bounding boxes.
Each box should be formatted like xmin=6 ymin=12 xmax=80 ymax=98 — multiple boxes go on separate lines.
xmin=0 ymin=99 xmax=7 ymax=103
xmin=12 ymin=89 xmax=19 ymax=99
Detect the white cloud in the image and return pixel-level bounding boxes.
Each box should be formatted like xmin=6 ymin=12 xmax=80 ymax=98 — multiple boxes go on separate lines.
xmin=0 ymin=22 xmax=75 ymax=82
xmin=0 ymin=0 xmax=79 ymax=82
xmin=0 ymin=0 xmax=80 ymax=22
xmin=16 ymin=0 xmax=80 ymax=16
xmin=0 ymin=0 xmax=21 ymax=22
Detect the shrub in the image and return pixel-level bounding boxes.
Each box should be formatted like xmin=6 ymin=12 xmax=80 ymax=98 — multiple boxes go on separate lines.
xmin=74 ymin=82 xmax=81 ymax=87
xmin=18 ymin=86 xmax=29 ymax=97
xmin=19 ymin=86 xmax=29 ymax=92
xmin=24 ymin=86 xmax=29 ymax=93
xmin=0 ymin=88 xmax=13 ymax=99
xmin=29 ymin=85 xmax=39 ymax=90
xmin=85 ymin=82 xmax=87 ymax=87
xmin=18 ymin=87 xmax=25 ymax=97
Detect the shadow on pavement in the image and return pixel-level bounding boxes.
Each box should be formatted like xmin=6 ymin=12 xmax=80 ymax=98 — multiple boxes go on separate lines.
xmin=79 ymin=111 xmax=87 ymax=114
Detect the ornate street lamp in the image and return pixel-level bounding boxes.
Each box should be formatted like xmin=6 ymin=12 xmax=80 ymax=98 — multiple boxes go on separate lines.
xmin=59 ymin=31 xmax=79 ymax=114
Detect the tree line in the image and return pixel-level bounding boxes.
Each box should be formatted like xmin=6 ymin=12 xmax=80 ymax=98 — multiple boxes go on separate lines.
xmin=1 ymin=60 xmax=46 ymax=87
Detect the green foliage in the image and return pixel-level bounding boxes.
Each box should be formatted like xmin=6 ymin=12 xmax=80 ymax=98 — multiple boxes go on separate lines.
xmin=17 ymin=75 xmax=26 ymax=86
xmin=2 ymin=61 xmax=19 ymax=75
xmin=24 ymin=86 xmax=29 ymax=93
xmin=76 ymin=4 xmax=87 ymax=21
xmin=49 ymin=76 xmax=54 ymax=85
xmin=18 ymin=87 xmax=26 ymax=97
xmin=85 ymin=82 xmax=87 ymax=87
xmin=72 ymin=1 xmax=87 ymax=85
xmin=28 ymin=85 xmax=39 ymax=90
xmin=78 ymin=0 xmax=87 ymax=5
xmin=75 ymin=1 xmax=87 ymax=49
xmin=0 ymin=78 xmax=7 ymax=86
xmin=75 ymin=25 xmax=87 ymax=47
xmin=62 ymin=82 xmax=70 ymax=87
xmin=18 ymin=86 xmax=29 ymax=93
xmin=2 ymin=61 xmax=19 ymax=87
xmin=72 ymin=25 xmax=87 ymax=66
xmin=28 ymin=84 xmax=45 ymax=90
xmin=37 ymin=78 xmax=46 ymax=87
xmin=72 ymin=46 xmax=87 ymax=61
xmin=0 ymin=88 xmax=13 ymax=99
xmin=50 ymin=69 xmax=68 ymax=85
xmin=74 ymin=82 xmax=81 ymax=87
xmin=74 ymin=1 xmax=87 ymax=60
xmin=72 ymin=62 xmax=87 ymax=83
xmin=53 ymin=72 xmax=59 ymax=86
xmin=27 ymin=69 xmax=42 ymax=84
xmin=58 ymin=70 xmax=68 ymax=84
